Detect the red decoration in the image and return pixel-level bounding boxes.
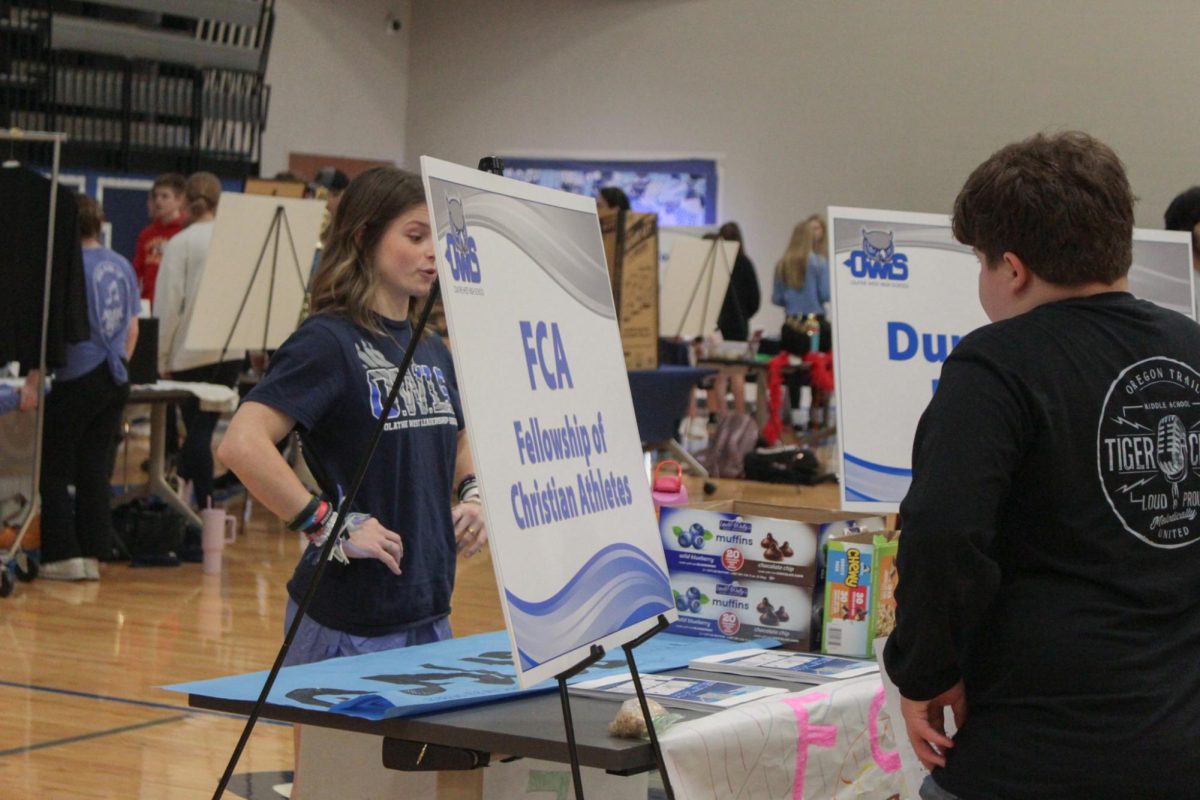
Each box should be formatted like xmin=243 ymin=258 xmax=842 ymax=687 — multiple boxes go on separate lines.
xmin=803 ymin=351 xmax=835 ymax=393
xmin=761 ymin=352 xmax=791 ymax=445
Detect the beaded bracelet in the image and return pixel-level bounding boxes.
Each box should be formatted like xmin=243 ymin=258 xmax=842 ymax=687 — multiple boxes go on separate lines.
xmin=312 ymin=509 xmax=368 ymax=566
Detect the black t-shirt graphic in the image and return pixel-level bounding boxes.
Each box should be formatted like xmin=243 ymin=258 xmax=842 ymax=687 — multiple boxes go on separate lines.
xmin=1097 ymin=356 xmax=1200 ymax=547
xmin=247 ymin=313 xmax=464 ymax=637
xmin=884 ymin=292 xmax=1200 ymax=800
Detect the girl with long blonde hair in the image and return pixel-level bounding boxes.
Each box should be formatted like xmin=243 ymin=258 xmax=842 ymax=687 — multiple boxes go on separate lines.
xmin=775 ymin=220 xmax=817 ymax=293
xmin=772 ymin=217 xmax=832 ymax=426
xmin=806 ymin=213 xmax=828 ymax=260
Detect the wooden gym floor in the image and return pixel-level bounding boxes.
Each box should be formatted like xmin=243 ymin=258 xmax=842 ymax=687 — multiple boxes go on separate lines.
xmin=0 ymin=430 xmax=840 ymax=799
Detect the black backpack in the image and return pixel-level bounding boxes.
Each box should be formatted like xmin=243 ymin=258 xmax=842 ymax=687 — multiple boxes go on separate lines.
xmin=111 ymin=499 xmax=186 ymax=564
xmin=743 ymin=446 xmax=821 ymax=485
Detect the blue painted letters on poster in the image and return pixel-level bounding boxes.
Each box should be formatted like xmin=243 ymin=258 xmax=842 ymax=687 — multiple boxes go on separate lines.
xmin=886 ymin=321 xmax=960 ymax=364
xmin=446 ymin=231 xmax=481 ymax=283
xmin=520 ymin=321 xmax=574 ymax=391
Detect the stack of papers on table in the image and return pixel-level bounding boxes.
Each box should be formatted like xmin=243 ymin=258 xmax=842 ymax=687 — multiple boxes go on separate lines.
xmin=569 ymin=672 xmax=785 ymax=711
xmin=688 ymin=648 xmax=878 ymax=684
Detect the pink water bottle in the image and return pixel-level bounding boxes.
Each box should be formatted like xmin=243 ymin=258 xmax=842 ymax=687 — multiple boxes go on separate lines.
xmin=651 ymin=460 xmax=688 ymax=518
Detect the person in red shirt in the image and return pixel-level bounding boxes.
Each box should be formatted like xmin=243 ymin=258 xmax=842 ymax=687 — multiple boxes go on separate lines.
xmin=132 ymin=173 xmax=186 ymax=306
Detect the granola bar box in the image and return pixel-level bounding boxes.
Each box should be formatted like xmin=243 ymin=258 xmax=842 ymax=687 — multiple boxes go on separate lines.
xmin=821 ymin=530 xmax=901 ymax=658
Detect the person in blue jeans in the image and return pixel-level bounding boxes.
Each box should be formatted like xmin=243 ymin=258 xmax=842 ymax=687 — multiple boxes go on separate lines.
xmin=39 ymin=194 xmax=139 ymax=581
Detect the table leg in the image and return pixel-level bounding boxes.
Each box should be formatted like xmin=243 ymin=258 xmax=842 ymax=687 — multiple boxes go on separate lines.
xmin=147 ymin=403 xmax=202 ymax=528
xmin=752 ymin=365 xmax=769 ymax=431
xmin=665 ymin=441 xmax=708 ymax=478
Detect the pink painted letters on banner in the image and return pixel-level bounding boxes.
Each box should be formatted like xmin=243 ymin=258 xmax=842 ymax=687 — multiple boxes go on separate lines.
xmin=868 ymin=685 xmax=902 ymax=773
xmin=782 ymin=693 xmax=839 ymax=800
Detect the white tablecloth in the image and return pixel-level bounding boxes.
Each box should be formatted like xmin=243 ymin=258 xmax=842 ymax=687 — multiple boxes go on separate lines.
xmin=659 ymin=675 xmax=914 ymax=800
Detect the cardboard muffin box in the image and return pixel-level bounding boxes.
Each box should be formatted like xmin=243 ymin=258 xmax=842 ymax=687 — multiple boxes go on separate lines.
xmin=660 ymin=502 xmax=884 ymax=649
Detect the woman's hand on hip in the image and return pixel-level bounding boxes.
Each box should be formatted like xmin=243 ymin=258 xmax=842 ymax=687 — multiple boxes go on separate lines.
xmin=341 ymin=513 xmax=405 ymax=575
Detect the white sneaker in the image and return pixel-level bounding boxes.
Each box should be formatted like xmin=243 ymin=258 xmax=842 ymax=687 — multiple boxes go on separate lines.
xmin=40 ymin=557 xmax=88 ymax=581
xmin=83 ymin=558 xmax=100 ymax=580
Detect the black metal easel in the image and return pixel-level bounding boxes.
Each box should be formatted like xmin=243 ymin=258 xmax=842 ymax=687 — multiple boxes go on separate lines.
xmin=550 ymin=617 xmax=679 ymax=800
xmin=555 ymin=643 xmax=608 ymax=799
xmin=620 ymin=615 xmax=677 ymax=799
xmin=673 ymin=233 xmax=734 ymax=339
xmin=217 ymin=203 xmax=310 ymax=365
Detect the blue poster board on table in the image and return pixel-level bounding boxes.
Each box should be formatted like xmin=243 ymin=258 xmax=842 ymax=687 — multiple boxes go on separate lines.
xmin=165 ymin=631 xmax=777 ymax=721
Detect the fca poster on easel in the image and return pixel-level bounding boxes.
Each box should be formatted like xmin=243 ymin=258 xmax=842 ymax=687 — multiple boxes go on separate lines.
xmin=421 ymin=157 xmax=675 ymax=688
xmin=829 ymin=207 xmax=1196 ymax=514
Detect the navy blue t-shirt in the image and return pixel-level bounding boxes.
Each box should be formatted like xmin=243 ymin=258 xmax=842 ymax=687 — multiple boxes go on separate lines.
xmin=246 ymin=312 xmax=463 ymax=636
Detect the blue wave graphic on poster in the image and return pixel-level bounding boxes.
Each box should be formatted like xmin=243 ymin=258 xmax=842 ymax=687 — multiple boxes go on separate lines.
xmin=843 ymin=452 xmax=912 ymax=505
xmin=505 ymin=543 xmax=673 ymax=670
xmin=425 ymin=179 xmax=615 ymax=319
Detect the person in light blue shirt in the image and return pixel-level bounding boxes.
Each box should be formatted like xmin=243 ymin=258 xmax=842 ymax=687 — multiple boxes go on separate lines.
xmin=772 ymin=220 xmax=830 ymax=321
xmin=55 ymin=243 xmax=140 ymax=385
xmin=39 ymin=194 xmax=139 ymax=581
xmin=772 ymin=219 xmax=832 ymax=427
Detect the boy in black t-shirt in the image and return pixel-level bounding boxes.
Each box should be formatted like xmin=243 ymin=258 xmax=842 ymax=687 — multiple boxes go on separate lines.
xmin=884 ymin=132 xmax=1200 ymax=799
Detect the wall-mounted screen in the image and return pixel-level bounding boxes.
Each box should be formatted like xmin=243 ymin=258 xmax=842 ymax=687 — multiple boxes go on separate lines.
xmin=502 ymin=157 xmax=717 ymax=226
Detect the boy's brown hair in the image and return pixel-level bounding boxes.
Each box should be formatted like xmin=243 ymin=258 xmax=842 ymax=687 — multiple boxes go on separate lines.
xmin=952 ymin=131 xmax=1134 ymax=285
xmin=153 ymin=172 xmax=186 ymax=195
xmin=77 ymin=193 xmax=104 ymax=240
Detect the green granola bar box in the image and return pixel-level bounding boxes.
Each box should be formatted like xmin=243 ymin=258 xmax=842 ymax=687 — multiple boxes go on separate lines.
xmin=822 ymin=530 xmax=901 ymax=658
